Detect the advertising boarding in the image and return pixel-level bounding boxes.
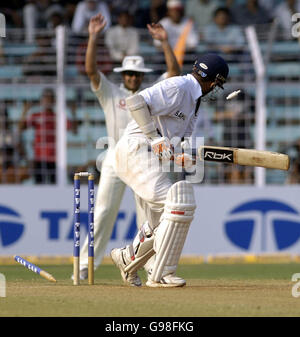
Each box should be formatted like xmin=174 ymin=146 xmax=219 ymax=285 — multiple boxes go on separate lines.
xmin=0 ymin=186 xmax=299 ymax=257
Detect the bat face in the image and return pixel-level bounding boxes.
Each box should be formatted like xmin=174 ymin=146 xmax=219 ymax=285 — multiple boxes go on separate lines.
xmin=197 ymin=146 xmax=290 ymax=171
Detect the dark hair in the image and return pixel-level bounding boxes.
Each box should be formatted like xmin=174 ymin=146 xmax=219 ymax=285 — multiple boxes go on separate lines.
xmin=117 ymin=10 xmax=130 ymax=17
xmin=42 ymin=88 xmax=55 ymax=97
xmin=213 ymin=7 xmax=231 ymax=18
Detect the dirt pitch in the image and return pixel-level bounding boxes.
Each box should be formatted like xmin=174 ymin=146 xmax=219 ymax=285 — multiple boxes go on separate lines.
xmin=0 ymin=263 xmax=300 ymax=317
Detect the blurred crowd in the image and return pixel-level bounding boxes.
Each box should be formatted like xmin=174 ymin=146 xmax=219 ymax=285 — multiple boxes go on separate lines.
xmin=0 ymin=0 xmax=300 ymax=61
xmin=1 ymin=0 xmax=299 ymax=32
xmin=0 ymin=0 xmax=299 ymax=75
xmin=1 ymin=0 xmax=299 ymax=186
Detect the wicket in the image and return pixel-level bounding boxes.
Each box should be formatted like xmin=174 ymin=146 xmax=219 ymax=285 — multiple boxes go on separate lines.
xmin=73 ymin=172 xmax=95 ymax=285
xmin=14 ymin=255 xmax=57 ymax=283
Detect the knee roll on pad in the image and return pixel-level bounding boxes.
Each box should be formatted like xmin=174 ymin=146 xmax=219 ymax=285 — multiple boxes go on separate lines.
xmin=150 ymin=180 xmax=196 ymax=282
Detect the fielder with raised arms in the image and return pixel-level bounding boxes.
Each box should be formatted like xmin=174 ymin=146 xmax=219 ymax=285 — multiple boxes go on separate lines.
xmin=75 ymin=13 xmax=180 ymax=282
xmin=111 ymin=54 xmax=229 ymax=287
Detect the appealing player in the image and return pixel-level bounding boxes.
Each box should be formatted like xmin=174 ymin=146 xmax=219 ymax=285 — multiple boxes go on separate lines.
xmin=75 ymin=13 xmax=180 ymax=282
xmin=111 ymin=53 xmax=229 ymax=287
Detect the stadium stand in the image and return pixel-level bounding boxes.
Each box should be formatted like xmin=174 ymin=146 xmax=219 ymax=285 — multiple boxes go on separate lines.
xmin=0 ymin=0 xmax=299 ymax=185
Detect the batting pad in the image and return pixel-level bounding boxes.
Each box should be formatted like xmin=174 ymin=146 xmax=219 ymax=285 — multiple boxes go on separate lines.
xmin=124 ymin=221 xmax=155 ymax=274
xmin=150 ymin=180 xmax=196 ymax=282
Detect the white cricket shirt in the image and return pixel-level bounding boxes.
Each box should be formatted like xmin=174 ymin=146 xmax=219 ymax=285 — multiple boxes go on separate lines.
xmin=91 ymin=72 xmax=133 ymax=147
xmin=126 ymin=74 xmax=202 ymax=140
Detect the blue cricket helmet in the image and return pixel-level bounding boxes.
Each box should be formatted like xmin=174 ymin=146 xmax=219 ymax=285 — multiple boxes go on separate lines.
xmin=193 ymin=53 xmax=229 ymax=88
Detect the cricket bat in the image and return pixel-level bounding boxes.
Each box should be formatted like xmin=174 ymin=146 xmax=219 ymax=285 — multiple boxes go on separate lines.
xmin=196 ymin=146 xmax=290 ymax=170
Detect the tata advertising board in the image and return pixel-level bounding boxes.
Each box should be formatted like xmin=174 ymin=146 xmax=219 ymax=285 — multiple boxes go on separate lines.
xmin=0 ymin=186 xmax=299 ymax=256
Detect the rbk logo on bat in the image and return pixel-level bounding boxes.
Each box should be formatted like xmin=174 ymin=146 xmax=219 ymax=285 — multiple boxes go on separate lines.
xmin=203 ymin=148 xmax=234 ymax=163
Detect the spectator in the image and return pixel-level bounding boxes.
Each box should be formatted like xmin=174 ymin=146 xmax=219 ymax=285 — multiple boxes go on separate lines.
xmin=107 ymin=0 xmax=139 ymax=25
xmin=258 ymin=0 xmax=281 ymax=12
xmin=150 ymin=0 xmax=168 ymax=24
xmin=105 ymin=10 xmax=139 ymax=63
xmin=45 ymin=5 xmax=66 ymax=29
xmin=23 ymin=1 xmax=67 ymax=42
xmin=134 ymin=0 xmax=168 ymax=28
xmin=18 ymin=88 xmax=77 ymax=184
xmin=63 ymin=1 xmax=80 ymax=28
xmin=0 ymin=108 xmax=29 ymax=184
xmin=203 ymin=7 xmax=245 ymax=59
xmin=185 ymin=0 xmax=220 ymax=32
xmin=273 ymin=0 xmax=300 ymax=40
xmin=231 ymin=0 xmax=272 ymax=26
xmin=23 ymin=0 xmax=54 ymax=29
xmin=36 ymin=0 xmax=54 ymax=28
xmin=226 ymin=0 xmax=280 ymax=12
xmin=0 ymin=0 xmax=22 ymax=29
xmin=23 ymin=0 xmax=38 ymax=43
xmin=154 ymin=0 xmax=199 ymax=56
xmin=72 ymin=0 xmax=111 ymax=34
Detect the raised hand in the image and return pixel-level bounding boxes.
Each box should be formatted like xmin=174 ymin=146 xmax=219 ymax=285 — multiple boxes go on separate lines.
xmin=147 ymin=23 xmax=168 ymax=42
xmin=88 ymin=13 xmax=107 ymax=36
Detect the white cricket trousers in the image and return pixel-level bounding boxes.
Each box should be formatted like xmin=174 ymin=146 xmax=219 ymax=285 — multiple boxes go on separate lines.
xmin=80 ymin=149 xmax=145 ymax=270
xmin=114 ymin=135 xmax=173 ymax=230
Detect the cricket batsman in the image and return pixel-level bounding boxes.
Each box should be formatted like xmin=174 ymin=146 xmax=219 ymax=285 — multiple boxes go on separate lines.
xmin=111 ymin=53 xmax=229 ymax=287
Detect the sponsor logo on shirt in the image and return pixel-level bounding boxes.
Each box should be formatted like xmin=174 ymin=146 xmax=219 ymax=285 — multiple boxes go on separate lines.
xmin=117 ymin=98 xmax=127 ymax=110
xmin=174 ymin=111 xmax=185 ymax=120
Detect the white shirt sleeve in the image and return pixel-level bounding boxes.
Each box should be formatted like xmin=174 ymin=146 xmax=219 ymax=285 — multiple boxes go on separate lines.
xmin=90 ymin=72 xmax=114 ymax=108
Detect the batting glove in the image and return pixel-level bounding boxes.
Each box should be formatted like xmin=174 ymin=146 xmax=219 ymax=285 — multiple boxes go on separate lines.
xmin=174 ymin=138 xmax=195 ymax=169
xmin=174 ymin=153 xmax=194 ymax=169
xmin=151 ymin=137 xmax=173 ymax=161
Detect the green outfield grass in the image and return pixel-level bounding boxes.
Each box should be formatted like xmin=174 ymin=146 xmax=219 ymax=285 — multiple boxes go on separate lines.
xmin=0 ymin=263 xmax=300 ymax=317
